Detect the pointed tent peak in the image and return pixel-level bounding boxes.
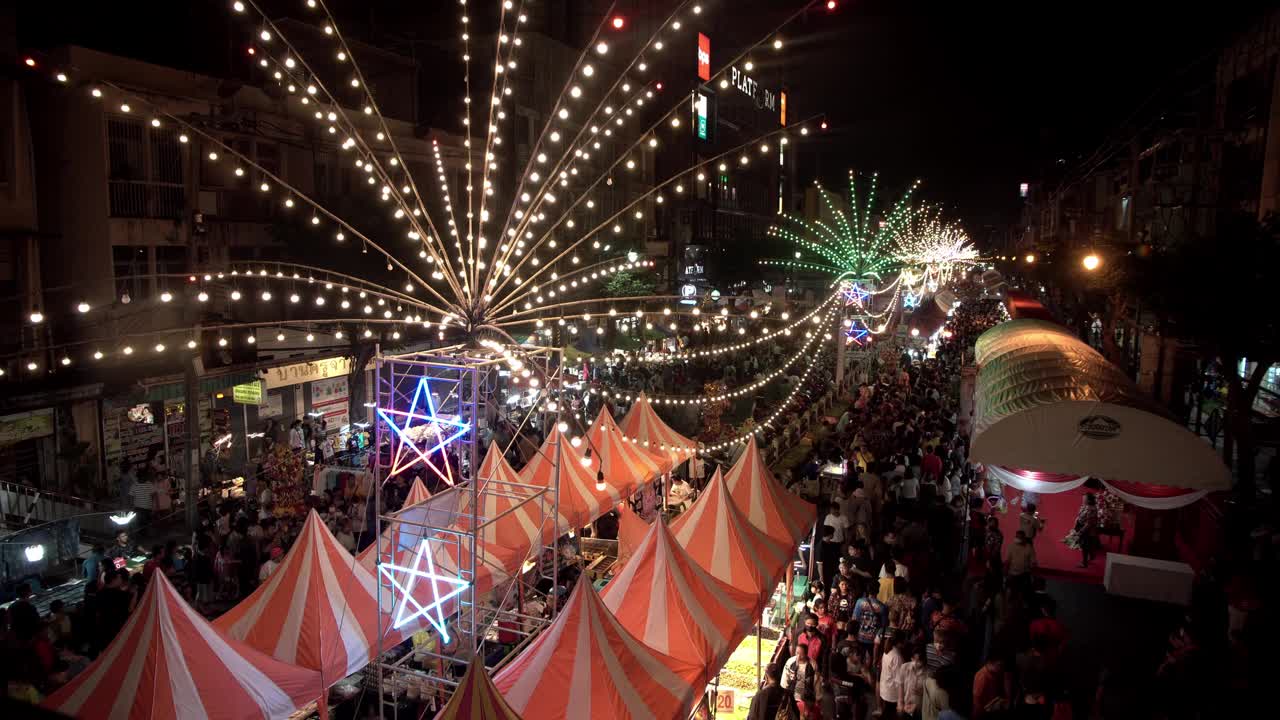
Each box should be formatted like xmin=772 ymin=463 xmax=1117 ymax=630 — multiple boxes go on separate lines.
xmin=602 ymin=512 xmax=758 ymax=669
xmin=436 ymin=656 xmax=526 ymax=720
xmin=45 ymin=572 xmax=320 ymax=719
xmin=593 ymin=403 xmax=618 ymax=428
xmin=404 ymin=477 xmax=432 ymax=508
xmin=615 ymin=502 xmax=650 ymax=566
xmin=493 ymin=579 xmax=702 ymax=720
xmin=478 ymin=442 xmax=521 ymax=486
xmin=724 ymin=435 xmax=769 ymax=484
xmin=723 ymin=436 xmax=816 ymax=547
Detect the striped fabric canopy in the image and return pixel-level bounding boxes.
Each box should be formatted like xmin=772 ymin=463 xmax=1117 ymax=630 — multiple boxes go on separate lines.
xmin=493 ymin=580 xmax=702 ymax=720
xmin=669 ymin=468 xmax=791 ymax=597
xmin=45 ymin=572 xmax=319 ymax=720
xmin=588 ymin=407 xmax=673 ymax=497
xmin=601 ymin=518 xmax=756 ymax=676
xmin=435 ymin=657 xmax=525 ymax=720
xmin=453 ymin=444 xmax=555 ymax=552
xmin=723 ymin=437 xmax=816 ymax=547
xmin=215 ymin=510 xmax=398 ymax=686
xmin=618 ymin=391 xmax=697 ymax=461
xmin=614 ymin=502 xmax=649 ymax=568
xmin=519 ymin=428 xmax=623 ymax=531
xmin=404 ymin=477 xmax=432 ymax=508
xmin=356 ymin=502 xmax=525 ymax=631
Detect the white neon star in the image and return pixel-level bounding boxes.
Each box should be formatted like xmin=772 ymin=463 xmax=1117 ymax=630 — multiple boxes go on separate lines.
xmin=377 ymin=376 xmax=471 ymax=483
xmin=378 ymin=535 xmax=471 ymax=639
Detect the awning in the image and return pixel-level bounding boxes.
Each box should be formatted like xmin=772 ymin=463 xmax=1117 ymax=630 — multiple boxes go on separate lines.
xmin=971 ymin=319 xmax=1229 ymax=491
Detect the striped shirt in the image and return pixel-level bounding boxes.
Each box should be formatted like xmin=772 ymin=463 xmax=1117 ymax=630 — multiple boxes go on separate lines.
xmin=131 ymin=481 xmax=155 ymax=510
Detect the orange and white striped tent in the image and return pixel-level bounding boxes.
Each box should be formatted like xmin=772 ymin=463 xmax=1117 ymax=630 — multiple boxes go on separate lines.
xmin=669 ymin=468 xmax=792 ymax=597
xmin=493 ymin=580 xmax=702 ymax=720
xmin=519 ymin=428 xmax=623 ymax=530
xmin=356 ymin=497 xmax=525 ymax=628
xmin=452 ymin=443 xmax=554 ymax=552
xmin=723 ymin=436 xmax=816 ymax=547
xmin=436 ymin=656 xmax=525 ymax=720
xmin=215 ymin=510 xmax=399 ymax=686
xmin=615 ymin=502 xmax=649 ymax=567
xmin=587 ymin=407 xmax=673 ymax=499
xmin=403 ymin=476 xmax=432 ymax=508
xmin=601 ymin=518 xmax=756 ymax=675
xmin=45 ymin=572 xmax=319 ymax=720
xmin=619 ymin=391 xmax=697 ymax=462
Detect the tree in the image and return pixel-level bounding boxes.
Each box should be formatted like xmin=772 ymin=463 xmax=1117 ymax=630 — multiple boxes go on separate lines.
xmin=1127 ymin=213 xmax=1280 ymax=493
xmin=600 ymin=270 xmax=656 ymax=298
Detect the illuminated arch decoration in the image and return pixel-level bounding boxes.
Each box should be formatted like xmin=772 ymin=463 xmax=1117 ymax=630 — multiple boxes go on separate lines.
xmin=378 ymin=536 xmax=472 ymax=637
xmin=377 ymin=376 xmax=471 ymax=484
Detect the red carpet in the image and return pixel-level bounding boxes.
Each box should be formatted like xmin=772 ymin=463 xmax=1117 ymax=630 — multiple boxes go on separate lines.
xmin=996 ymin=486 xmax=1130 ymax=584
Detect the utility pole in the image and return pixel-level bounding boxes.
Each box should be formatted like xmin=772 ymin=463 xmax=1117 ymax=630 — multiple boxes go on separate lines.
xmin=184 ymin=353 xmax=202 ymax=532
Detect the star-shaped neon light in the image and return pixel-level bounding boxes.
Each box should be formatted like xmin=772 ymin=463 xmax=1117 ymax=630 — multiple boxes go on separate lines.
xmin=377 ymin=377 xmax=471 ymax=483
xmin=840 ymin=282 xmax=870 ymax=308
xmin=378 ymin=536 xmax=471 ymax=639
xmin=902 ymin=292 xmax=920 ymax=310
xmin=845 ymin=320 xmax=871 ymax=346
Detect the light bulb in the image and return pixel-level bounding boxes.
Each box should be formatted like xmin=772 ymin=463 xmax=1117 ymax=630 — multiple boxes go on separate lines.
xmin=76 ymin=301 xmax=90 ymax=313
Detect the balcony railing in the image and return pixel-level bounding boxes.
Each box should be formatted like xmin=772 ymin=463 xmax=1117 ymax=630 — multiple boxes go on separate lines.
xmin=109 ymin=180 xmax=185 ymax=219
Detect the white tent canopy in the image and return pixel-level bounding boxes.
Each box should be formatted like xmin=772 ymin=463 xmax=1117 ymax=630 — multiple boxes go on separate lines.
xmin=971 ymin=319 xmax=1229 ymax=491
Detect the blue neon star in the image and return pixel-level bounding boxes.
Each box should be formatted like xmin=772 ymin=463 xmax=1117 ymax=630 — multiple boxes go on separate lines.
xmin=378 ymin=536 xmax=471 ymax=638
xmin=902 ymin=292 xmax=920 ymax=310
xmin=845 ymin=320 xmax=871 ymax=346
xmin=840 ymin=282 xmax=870 ymax=308
xmin=377 ymin=377 xmax=471 ymax=482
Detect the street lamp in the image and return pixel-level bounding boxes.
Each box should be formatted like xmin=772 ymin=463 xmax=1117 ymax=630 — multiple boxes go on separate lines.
xmin=1082 ymin=253 xmax=1101 ymax=271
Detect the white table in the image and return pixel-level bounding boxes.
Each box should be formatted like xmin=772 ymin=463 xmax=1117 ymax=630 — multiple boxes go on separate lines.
xmin=1103 ymin=553 xmax=1194 ymax=606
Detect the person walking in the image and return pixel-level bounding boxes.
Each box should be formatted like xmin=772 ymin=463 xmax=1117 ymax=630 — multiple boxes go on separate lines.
xmin=1073 ymin=494 xmax=1100 ymax=568
xmin=879 ymin=635 xmax=906 ymax=718
xmin=747 ymin=663 xmax=786 ymax=720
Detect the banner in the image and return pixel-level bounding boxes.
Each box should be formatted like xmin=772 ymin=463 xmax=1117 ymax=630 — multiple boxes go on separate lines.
xmin=262 ymin=356 xmax=353 ymax=390
xmin=310 ymin=376 xmax=350 ymax=431
xmin=0 ymin=410 xmax=54 ymax=449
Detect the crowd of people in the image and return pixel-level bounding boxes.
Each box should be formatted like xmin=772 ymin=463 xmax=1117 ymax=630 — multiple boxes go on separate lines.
xmin=747 ymin=298 xmax=1086 ymax=720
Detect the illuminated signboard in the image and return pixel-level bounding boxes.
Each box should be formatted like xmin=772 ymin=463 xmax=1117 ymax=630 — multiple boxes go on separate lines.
xmin=693 ymin=89 xmax=711 ymax=141
xmin=731 ymin=66 xmax=776 ymax=112
xmin=697 ymin=33 xmax=711 ymax=81
xmin=780 ymin=91 xmax=787 ymax=126
xmin=1019 ymin=182 xmax=1029 ymax=198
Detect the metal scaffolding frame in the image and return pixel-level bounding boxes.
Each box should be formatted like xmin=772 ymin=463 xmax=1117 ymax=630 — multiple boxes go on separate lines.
xmin=370 ymin=344 xmax=563 ymax=718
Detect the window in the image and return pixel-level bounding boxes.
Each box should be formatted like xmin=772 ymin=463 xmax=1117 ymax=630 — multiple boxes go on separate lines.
xmin=154 ymin=246 xmax=188 ymax=276
xmin=113 ymin=245 xmax=151 ymax=301
xmin=107 ymin=115 xmax=184 ymax=218
xmin=209 ymin=138 xmax=280 ymax=221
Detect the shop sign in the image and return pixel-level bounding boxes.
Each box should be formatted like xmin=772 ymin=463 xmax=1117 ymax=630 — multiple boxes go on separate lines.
xmin=696 ymin=33 xmax=711 ymax=81
xmin=0 ymin=410 xmax=54 ymax=449
xmin=233 ymin=381 xmax=263 ymax=405
xmin=262 ymin=356 xmax=353 ymax=390
xmin=730 ymin=66 xmax=776 ymax=112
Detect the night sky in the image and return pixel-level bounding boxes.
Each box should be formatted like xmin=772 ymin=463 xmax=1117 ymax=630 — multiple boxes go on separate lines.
xmin=783 ymin=0 xmax=1267 ymax=233
xmin=18 ymin=0 xmax=1269 ymax=237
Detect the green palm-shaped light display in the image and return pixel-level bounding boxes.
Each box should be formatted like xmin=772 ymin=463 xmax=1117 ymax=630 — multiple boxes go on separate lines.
xmin=763 ymin=171 xmax=921 ymax=283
